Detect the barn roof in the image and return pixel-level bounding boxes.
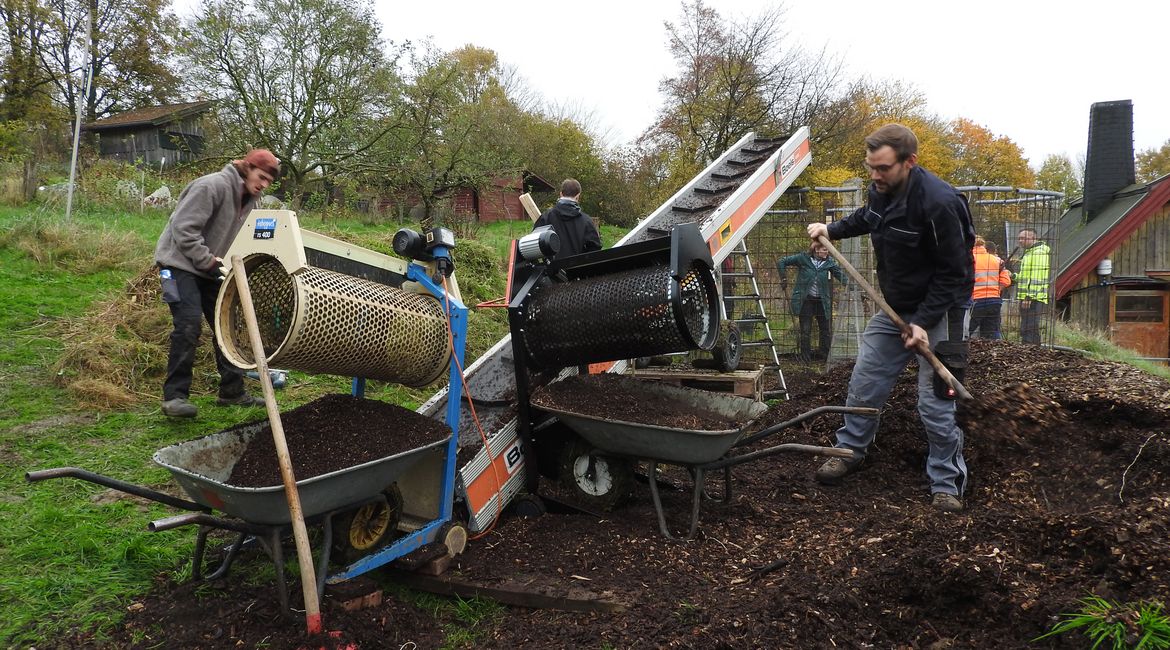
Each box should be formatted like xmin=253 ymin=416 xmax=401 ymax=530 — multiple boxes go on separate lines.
xmin=1055 ymin=174 xmax=1170 ymax=297
xmin=82 ymin=101 xmax=215 ymax=132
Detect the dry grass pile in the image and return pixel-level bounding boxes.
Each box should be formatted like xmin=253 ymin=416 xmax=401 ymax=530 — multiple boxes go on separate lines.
xmin=0 ymin=215 xmax=149 ymax=273
xmin=53 ymin=265 xmax=216 ymax=409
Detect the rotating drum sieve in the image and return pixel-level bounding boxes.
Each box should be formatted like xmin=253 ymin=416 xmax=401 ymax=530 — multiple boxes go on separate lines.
xmin=517 ymin=261 xmax=718 ymax=369
xmin=216 ymin=254 xmax=451 ymax=386
xmin=509 ymin=223 xmax=720 ymax=371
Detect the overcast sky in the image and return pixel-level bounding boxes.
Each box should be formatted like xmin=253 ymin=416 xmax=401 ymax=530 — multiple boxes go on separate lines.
xmin=177 ymin=0 xmax=1168 ymax=169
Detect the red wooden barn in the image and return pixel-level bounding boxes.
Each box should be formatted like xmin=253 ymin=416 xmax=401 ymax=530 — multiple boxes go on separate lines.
xmin=450 ymin=172 xmax=555 ymax=223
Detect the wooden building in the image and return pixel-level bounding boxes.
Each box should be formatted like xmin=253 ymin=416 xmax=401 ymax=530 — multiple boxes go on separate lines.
xmin=82 ymin=101 xmax=215 ymax=167
xmin=450 ymin=172 xmax=555 ymax=222
xmin=1055 ymin=100 xmax=1170 ymax=361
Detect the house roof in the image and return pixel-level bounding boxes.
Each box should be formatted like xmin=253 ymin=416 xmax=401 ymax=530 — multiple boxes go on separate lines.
xmin=82 ymin=101 xmax=215 ymax=132
xmin=1054 ymin=175 xmax=1170 ymax=297
xmin=522 ymin=171 xmax=556 ymax=193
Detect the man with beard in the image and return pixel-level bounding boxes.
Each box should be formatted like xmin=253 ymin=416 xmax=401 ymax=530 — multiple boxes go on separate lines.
xmin=807 ymin=124 xmax=975 ymax=512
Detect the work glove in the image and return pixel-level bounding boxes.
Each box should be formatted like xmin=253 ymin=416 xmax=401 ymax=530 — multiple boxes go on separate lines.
xmin=931 ymin=339 xmax=968 ymax=400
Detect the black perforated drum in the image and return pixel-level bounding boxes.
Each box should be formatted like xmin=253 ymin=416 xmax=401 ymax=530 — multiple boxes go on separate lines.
xmin=517 ymin=261 xmax=718 ymax=369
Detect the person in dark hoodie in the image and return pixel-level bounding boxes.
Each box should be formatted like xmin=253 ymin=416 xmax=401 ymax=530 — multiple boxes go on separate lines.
xmin=807 ymin=124 xmax=975 ymax=512
xmin=154 ymin=149 xmax=279 ymax=418
xmin=533 ymin=178 xmax=602 ymax=258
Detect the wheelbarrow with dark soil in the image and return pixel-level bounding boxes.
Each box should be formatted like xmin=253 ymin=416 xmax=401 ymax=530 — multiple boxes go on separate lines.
xmin=26 ymin=395 xmax=460 ymax=614
xmin=531 ymin=377 xmax=875 ymax=540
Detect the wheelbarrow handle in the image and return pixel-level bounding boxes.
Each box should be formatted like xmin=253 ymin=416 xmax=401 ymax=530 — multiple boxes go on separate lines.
xmin=703 ymin=443 xmax=857 ymax=471
xmin=25 ymin=467 xmax=208 ymax=513
xmin=816 ymin=235 xmax=973 ymax=401
xmin=735 ymin=406 xmax=879 ymax=449
xmin=149 ymin=512 xmax=265 ymax=535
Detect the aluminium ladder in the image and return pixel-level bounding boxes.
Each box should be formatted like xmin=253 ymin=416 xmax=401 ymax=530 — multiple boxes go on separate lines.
xmin=722 ymin=240 xmax=785 ymax=395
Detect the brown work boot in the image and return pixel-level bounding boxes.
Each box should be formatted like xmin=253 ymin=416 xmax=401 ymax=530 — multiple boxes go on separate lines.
xmin=216 ymin=393 xmax=265 ymax=407
xmin=931 ymin=492 xmax=964 ymax=512
xmin=161 ymin=398 xmax=197 ymax=418
xmin=815 ymin=456 xmax=861 ymax=485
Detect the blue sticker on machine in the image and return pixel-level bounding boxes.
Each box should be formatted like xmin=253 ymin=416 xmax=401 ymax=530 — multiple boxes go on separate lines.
xmin=254 ymin=217 xmax=277 ymax=240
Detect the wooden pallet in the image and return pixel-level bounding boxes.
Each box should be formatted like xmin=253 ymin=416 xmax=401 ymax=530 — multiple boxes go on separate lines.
xmin=624 ymin=366 xmax=765 ymax=401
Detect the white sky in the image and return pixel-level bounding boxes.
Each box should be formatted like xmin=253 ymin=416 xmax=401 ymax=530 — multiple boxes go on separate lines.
xmin=177 ymin=0 xmax=1169 ymax=169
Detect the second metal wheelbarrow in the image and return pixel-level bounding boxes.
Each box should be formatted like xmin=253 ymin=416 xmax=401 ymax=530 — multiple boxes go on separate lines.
xmin=534 ymin=380 xmax=873 ymax=540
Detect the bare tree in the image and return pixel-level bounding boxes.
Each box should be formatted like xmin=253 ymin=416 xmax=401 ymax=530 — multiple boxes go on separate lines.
xmin=38 ymin=0 xmax=179 ymax=122
xmin=181 ymin=0 xmax=401 ymax=198
xmin=647 ymin=0 xmax=846 ymax=163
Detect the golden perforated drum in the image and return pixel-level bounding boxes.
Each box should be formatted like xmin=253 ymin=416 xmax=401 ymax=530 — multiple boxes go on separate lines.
xmin=216 ymin=255 xmax=450 ymax=387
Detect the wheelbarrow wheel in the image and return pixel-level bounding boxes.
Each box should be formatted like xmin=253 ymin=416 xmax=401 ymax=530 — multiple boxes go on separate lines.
xmin=558 ymin=436 xmax=634 ymax=511
xmin=332 ymin=484 xmax=403 ymax=563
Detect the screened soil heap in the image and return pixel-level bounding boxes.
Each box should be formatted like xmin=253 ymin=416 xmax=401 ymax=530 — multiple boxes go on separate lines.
xmin=531 ymin=372 xmax=744 ymax=431
xmin=227 ymin=394 xmax=450 ymax=487
xmin=45 ymin=339 xmax=1170 ymax=649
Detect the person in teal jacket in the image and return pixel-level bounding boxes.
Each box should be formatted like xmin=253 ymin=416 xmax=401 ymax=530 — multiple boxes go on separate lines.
xmin=777 ymin=242 xmax=846 ymax=360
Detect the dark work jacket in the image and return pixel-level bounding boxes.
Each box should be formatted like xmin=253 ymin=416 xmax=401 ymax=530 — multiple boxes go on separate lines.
xmin=827 ymin=165 xmax=974 ymax=330
xmin=533 ymin=198 xmax=602 ymax=258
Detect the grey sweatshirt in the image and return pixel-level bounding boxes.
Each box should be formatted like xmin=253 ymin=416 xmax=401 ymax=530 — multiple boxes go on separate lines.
xmin=154 ymin=164 xmax=259 ymax=277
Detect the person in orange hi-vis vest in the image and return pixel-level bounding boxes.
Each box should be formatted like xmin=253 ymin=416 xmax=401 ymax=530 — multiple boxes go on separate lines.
xmin=968 ymin=236 xmax=1012 ymax=339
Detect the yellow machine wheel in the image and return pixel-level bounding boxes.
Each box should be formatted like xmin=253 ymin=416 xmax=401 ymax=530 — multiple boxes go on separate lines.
xmin=333 ymin=484 xmax=403 ymax=563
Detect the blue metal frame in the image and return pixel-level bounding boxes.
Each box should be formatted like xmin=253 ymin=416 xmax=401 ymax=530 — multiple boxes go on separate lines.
xmin=328 ymin=255 xmax=466 ymax=582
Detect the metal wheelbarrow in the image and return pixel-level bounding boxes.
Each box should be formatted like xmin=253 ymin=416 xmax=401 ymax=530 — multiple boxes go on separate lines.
xmin=534 ymin=380 xmax=873 ymax=541
xmin=26 ymin=400 xmax=451 ymax=613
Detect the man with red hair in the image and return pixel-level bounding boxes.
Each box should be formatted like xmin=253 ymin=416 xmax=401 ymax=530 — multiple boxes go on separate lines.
xmin=154 ymin=149 xmax=279 ymax=418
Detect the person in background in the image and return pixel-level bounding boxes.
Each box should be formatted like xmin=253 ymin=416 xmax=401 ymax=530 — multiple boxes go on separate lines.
xmin=808 ymin=123 xmax=974 ymax=513
xmin=1013 ymin=229 xmax=1051 ymax=344
xmin=533 ymin=178 xmax=601 ymax=259
xmin=777 ymin=241 xmax=846 ymax=361
xmin=969 ymin=235 xmax=1012 ymax=339
xmin=154 ymin=149 xmax=279 ymax=418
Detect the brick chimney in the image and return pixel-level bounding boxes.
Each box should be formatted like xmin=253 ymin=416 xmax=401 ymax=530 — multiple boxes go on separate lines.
xmin=1083 ymin=99 xmax=1135 ymax=221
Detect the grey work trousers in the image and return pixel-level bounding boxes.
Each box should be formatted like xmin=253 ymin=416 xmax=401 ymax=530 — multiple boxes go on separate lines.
xmin=833 ymin=310 xmax=969 ymax=496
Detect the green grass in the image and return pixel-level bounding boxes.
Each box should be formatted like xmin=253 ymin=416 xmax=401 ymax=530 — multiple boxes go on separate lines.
xmin=1035 ymin=595 xmax=1170 ymax=649
xmin=1055 ymin=322 xmax=1170 ymax=381
xmin=387 ymin=583 xmax=505 ymax=649
xmin=0 ymin=209 xmax=196 ymax=644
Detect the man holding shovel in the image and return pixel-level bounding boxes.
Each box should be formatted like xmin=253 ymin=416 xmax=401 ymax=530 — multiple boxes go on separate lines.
xmin=808 ymin=124 xmax=974 ymax=512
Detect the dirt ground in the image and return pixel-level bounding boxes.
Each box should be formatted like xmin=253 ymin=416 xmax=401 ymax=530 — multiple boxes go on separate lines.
xmin=44 ymin=339 xmax=1170 ymax=649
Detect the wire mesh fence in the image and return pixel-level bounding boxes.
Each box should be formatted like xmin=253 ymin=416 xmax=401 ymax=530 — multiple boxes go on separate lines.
xmin=732 ymin=183 xmax=1064 ymax=369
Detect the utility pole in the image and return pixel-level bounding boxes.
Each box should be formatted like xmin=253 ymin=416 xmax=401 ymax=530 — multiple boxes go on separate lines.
xmin=65 ymin=7 xmax=93 ymax=222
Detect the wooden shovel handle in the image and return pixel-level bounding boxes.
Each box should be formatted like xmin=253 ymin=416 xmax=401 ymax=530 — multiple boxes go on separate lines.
xmin=815 ymin=236 xmax=973 ymax=401
xmin=230 ymin=256 xmax=323 ymax=633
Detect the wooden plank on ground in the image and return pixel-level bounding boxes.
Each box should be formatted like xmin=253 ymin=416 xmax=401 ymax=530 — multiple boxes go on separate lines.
xmin=388 ymin=570 xmax=627 ymax=613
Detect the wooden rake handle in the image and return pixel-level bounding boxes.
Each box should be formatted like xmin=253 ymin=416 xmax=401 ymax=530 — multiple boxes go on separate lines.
xmin=815 ymin=236 xmax=973 ymax=401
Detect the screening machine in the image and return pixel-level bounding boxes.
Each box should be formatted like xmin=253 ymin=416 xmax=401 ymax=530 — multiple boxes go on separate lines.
xmin=28 ymin=209 xmax=470 ymax=609
xmin=422 ymin=129 xmax=817 ymax=534
xmin=503 ymin=223 xmax=868 ymax=539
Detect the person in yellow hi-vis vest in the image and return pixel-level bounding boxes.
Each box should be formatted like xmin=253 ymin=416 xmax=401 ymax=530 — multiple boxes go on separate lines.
xmin=1013 ymin=229 xmax=1051 ymax=344
xmin=969 ymin=236 xmax=1012 ymax=339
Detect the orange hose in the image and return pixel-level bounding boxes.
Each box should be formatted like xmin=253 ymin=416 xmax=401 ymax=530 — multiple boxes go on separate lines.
xmin=440 ymin=275 xmax=504 ymax=540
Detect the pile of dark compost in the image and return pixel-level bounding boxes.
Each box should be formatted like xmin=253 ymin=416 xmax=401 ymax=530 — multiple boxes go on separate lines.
xmin=228 ymin=394 xmax=450 ymax=487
